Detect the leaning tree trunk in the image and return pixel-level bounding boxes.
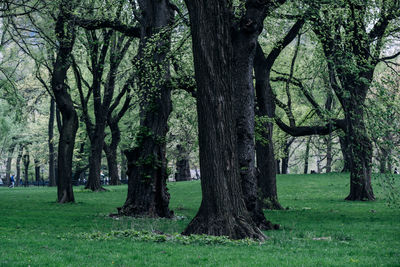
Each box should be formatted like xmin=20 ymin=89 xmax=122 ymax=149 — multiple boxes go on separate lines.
xmin=183 ymin=0 xmax=264 ymax=240
xmin=118 ymin=0 xmax=174 ymax=218
xmin=16 ymin=144 xmax=22 ymax=187
xmin=48 ymin=98 xmax=56 ymax=186
xmin=345 ymin=104 xmax=375 ymax=201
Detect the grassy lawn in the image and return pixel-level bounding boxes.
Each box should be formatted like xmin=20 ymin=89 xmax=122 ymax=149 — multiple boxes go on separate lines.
xmin=0 ymin=173 xmax=399 ymax=266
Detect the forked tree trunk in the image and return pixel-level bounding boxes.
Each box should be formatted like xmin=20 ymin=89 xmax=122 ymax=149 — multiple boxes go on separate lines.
xmin=183 ymin=0 xmax=264 ymax=240
xmin=118 ymin=0 xmax=174 ymax=218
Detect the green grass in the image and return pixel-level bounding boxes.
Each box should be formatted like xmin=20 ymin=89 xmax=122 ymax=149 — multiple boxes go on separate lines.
xmin=0 ymin=173 xmax=399 ymax=266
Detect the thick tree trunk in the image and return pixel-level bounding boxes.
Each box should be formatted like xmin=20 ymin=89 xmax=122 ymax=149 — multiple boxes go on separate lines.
xmin=16 ymin=144 xmax=22 ymax=187
xmin=118 ymin=0 xmax=174 ymax=218
xmin=5 ymin=144 xmax=15 ymax=186
xmin=48 ymin=98 xmax=56 ymax=186
xmin=345 ymin=105 xmax=375 ymax=201
xmin=183 ymin=0 xmax=264 ymax=240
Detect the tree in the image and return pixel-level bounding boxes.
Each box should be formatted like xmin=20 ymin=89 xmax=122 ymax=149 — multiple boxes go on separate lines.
xmin=51 ymin=0 xmax=79 ymax=203
xmin=309 ymin=0 xmax=400 ymax=200
xmin=182 ymin=0 xmax=277 ymax=240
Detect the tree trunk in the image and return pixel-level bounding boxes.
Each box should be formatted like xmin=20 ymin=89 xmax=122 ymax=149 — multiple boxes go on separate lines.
xmin=174 ymin=145 xmax=191 ymax=182
xmin=5 ymin=144 xmax=15 ymax=186
xmin=325 ymin=134 xmax=333 ymax=173
xmin=34 ymin=159 xmax=40 ymax=185
xmin=281 ymin=141 xmax=290 ymax=174
xmin=254 ymin=43 xmax=283 ymax=210
xmin=120 ymin=148 xmax=127 ymax=181
xmin=48 ymin=98 xmax=56 ymax=186
xmin=232 ymin=17 xmax=273 ymax=229
xmin=85 ymin=126 xmax=106 ymax=191
xmin=339 ymin=134 xmax=351 ymax=172
xmin=118 ymin=0 xmax=174 ymax=218
xmin=276 ymin=160 xmax=280 ymax=174
xmin=104 ymin=118 xmax=122 ymax=185
xmin=104 ymin=142 xmax=120 ymax=185
xmin=304 ymin=136 xmax=311 ymax=174
xmin=23 ymin=150 xmax=30 ymax=187
xmin=182 ymin=0 xmax=264 ymax=240
xmin=344 ymin=105 xmax=375 ymax=201
xmin=16 ymin=144 xmax=22 ymax=187
xmin=52 ymin=2 xmax=78 ymax=203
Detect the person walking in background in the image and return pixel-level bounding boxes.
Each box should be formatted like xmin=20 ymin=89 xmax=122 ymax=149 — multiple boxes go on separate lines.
xmin=9 ymin=174 xmax=15 ymax=188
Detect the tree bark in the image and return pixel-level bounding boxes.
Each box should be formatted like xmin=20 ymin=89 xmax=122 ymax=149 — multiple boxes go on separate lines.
xmin=118 ymin=0 xmax=174 ymax=218
xmin=104 ymin=139 xmax=120 ymax=185
xmin=48 ymin=98 xmax=56 ymax=186
xmin=182 ymin=0 xmax=265 ymax=240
